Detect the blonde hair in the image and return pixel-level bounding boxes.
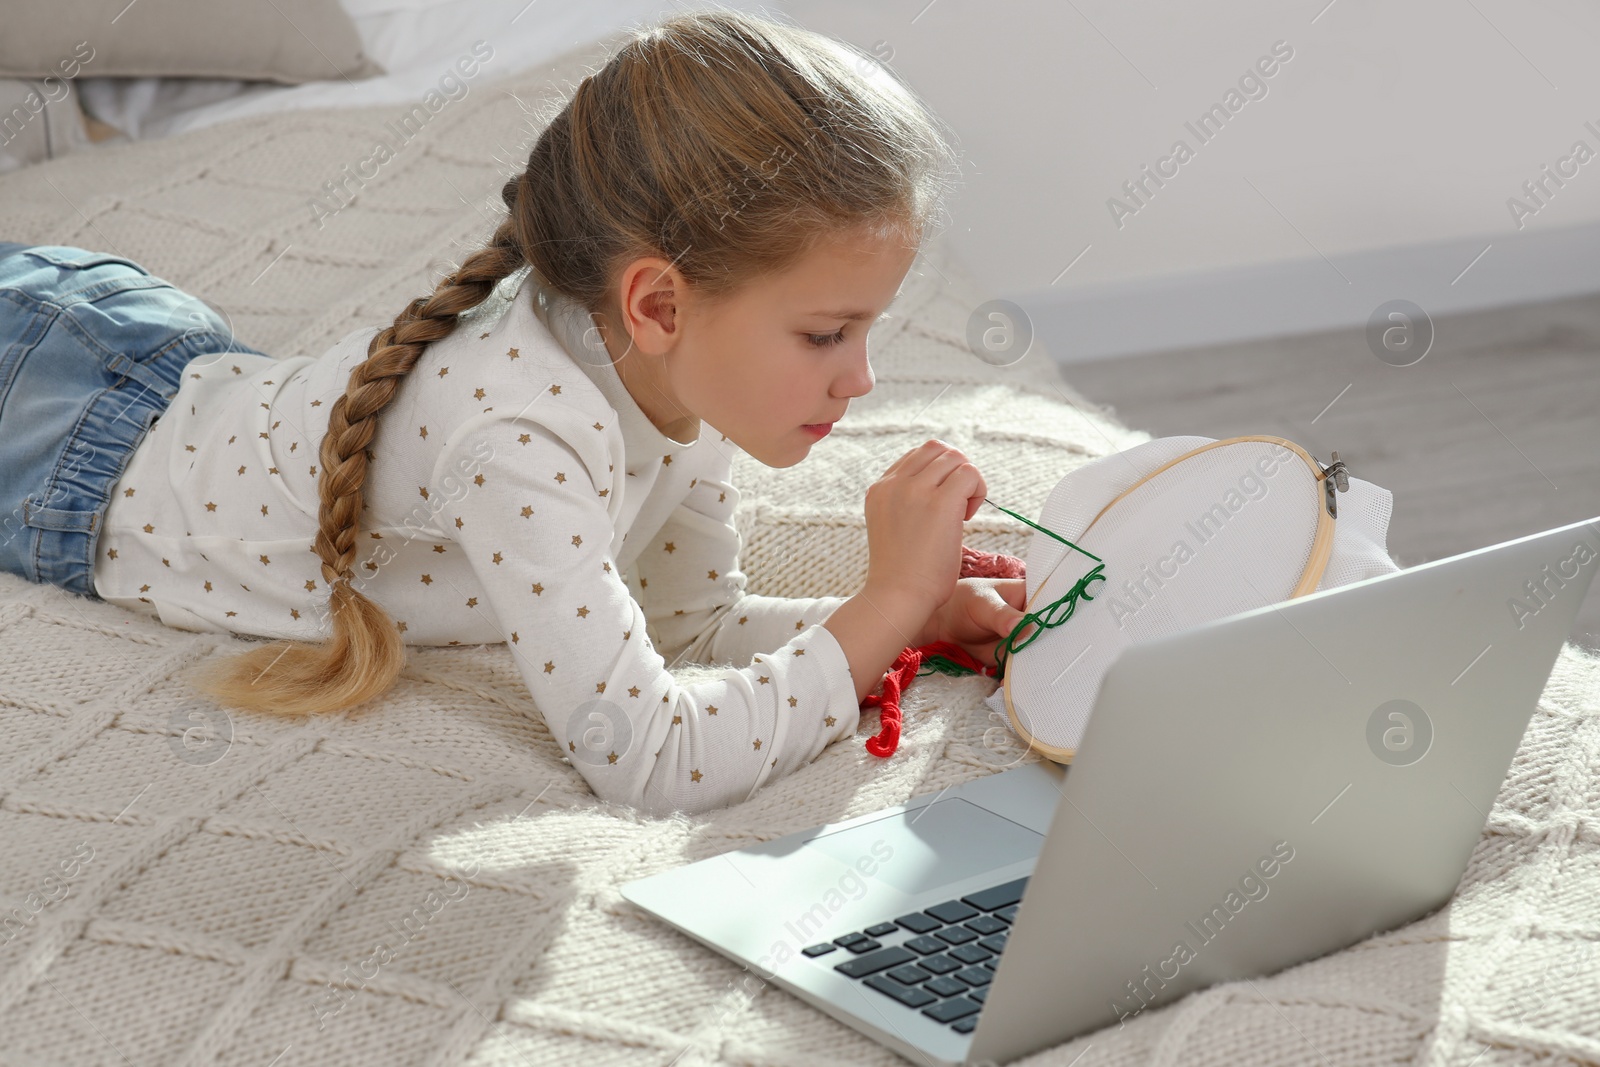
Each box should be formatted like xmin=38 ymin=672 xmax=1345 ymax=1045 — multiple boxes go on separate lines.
xmin=181 ymin=9 xmax=961 ymax=716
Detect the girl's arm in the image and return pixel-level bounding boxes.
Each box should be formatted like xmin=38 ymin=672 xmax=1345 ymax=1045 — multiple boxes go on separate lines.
xmin=439 ymin=417 xmax=861 ymax=816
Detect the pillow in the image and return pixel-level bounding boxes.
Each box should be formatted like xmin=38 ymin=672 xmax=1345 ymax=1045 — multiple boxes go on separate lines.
xmin=0 ymin=0 xmax=383 ymax=85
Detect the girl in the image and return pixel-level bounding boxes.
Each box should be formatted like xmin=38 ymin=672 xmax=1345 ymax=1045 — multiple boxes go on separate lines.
xmin=0 ymin=11 xmax=1026 ymax=814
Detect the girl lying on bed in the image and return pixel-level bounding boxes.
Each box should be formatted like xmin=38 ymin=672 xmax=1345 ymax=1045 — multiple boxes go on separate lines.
xmin=0 ymin=10 xmax=1026 ymax=815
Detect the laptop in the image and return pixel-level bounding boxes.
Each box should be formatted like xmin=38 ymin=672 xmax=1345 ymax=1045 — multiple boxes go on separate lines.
xmin=621 ymin=513 xmax=1600 ymax=1066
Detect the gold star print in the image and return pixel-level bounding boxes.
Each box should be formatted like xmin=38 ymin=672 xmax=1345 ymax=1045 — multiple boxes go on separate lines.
xmin=576 ymin=606 xmax=590 ymax=619
xmin=139 ymin=584 xmax=150 ymax=593
xmin=690 ymin=479 xmax=697 ymax=488
xmin=421 ymin=574 xmax=433 ymax=585
xmin=662 ymin=454 xmax=672 ymax=465
xmin=455 ymin=518 xmax=463 ymax=529
xmin=663 ymin=542 xmax=675 ymax=554
xmin=511 ymin=632 xmax=519 ymax=643
xmin=507 ymin=347 xmax=519 ymax=360
xmin=228 ymin=435 xmax=236 ymax=444
xmin=606 ymin=751 xmax=618 ymax=764
xmin=719 ymin=492 xmax=726 ymax=503
xmin=107 ymin=549 xmax=117 ymax=560
xmin=161 ymin=559 xmax=170 ymax=568
xmin=473 ymin=473 xmax=485 ymax=486
xmin=671 ymin=714 xmax=683 ymax=725
xmin=432 ymin=545 xmax=446 ymax=553
xmin=492 ymin=552 xmax=503 ymax=564
xmin=706 ymin=705 xmax=718 ymax=715
xmin=396 ymin=622 xmax=407 ymax=633
xmin=419 ymin=425 xmax=428 ymax=439
xmin=708 ymin=569 xmax=718 ymax=580
xmin=824 ymin=716 xmax=836 ymax=727
xmin=205 ymin=502 xmax=217 ymax=512
xmin=237 ymin=466 xmax=246 ymax=475
xmin=595 ymin=681 xmax=606 ymax=694
xmin=520 ymin=506 xmax=533 ymax=518
xmin=290 ymin=609 xmax=301 ymax=620
xmin=554 ymin=472 xmax=566 ymax=484
xmin=623 ymin=629 xmax=630 ymax=639
xmin=518 ymin=433 xmax=531 ymax=445
xmin=305 ymin=580 xmax=317 ymax=591
xmin=268 ymin=467 xmax=278 ymax=476
xmin=437 ymin=366 xmax=449 ymax=378
xmin=142 ymin=524 xmax=154 ymax=534
xmin=602 ymin=562 xmax=611 ymax=573
xmin=480 ymin=331 xmax=490 ymax=339
xmin=690 ymin=769 xmax=703 ymax=783
xmin=232 ymin=366 xmax=241 ymax=374
xmin=473 ymin=388 xmax=486 ymax=400
xmin=466 ymin=597 xmax=478 ymax=608
xmin=290 ymin=442 xmax=297 ymax=452
xmin=571 ymin=534 xmax=582 ymax=547
xmin=226 ymin=610 xmax=236 ymax=617
xmin=598 ymin=488 xmax=609 ymax=498
xmin=629 ymin=686 xmax=640 ymax=698
xmin=738 ymin=615 xmax=748 ymax=625
xmin=532 ymin=583 xmax=544 ymax=595
xmin=123 ymin=488 xmax=134 ymax=497
xmin=418 ymin=487 xmax=429 ymax=500
xmin=310 ymin=466 xmax=317 ymax=477
xmin=548 ymin=383 xmax=560 ymax=395
xmin=793 ymin=648 xmax=806 ymax=656
xmin=753 ymin=739 xmax=762 ymax=750
xmin=543 ymin=661 xmax=555 ymax=674
xmin=185 ymin=444 xmax=196 ymax=452
xmin=260 ymin=555 xmax=270 ymax=565
xmin=311 ymin=399 xmax=322 ymax=407
xmin=788 ymin=696 xmax=798 ymax=707
xmin=758 ymin=676 xmax=770 ymax=685
xmin=260 ymin=505 xmax=269 ymax=516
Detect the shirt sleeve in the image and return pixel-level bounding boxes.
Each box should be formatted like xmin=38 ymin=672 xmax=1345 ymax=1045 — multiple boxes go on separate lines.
xmin=629 ymin=461 xmax=853 ymax=673
xmin=437 ymin=414 xmax=862 ymax=816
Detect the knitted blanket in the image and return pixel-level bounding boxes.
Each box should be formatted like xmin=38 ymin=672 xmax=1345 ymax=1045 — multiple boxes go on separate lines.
xmin=3 ymin=28 xmax=1599 ymax=1067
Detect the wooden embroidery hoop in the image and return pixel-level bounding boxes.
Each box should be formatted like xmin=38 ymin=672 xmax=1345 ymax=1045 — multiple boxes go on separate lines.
xmin=1001 ymin=435 xmax=1343 ymax=764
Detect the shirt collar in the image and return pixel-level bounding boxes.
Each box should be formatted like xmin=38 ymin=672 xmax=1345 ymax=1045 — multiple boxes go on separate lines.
xmin=523 ymin=271 xmax=701 ymax=459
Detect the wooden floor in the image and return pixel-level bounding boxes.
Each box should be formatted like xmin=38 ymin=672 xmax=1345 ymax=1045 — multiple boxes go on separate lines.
xmin=1060 ymin=289 xmax=1600 ymax=654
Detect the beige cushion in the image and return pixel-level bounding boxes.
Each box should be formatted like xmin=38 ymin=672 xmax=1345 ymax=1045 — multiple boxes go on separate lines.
xmin=0 ymin=0 xmax=383 ymax=85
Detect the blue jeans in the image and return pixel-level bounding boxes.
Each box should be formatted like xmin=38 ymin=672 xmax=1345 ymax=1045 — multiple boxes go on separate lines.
xmin=0 ymin=244 xmax=271 ymax=599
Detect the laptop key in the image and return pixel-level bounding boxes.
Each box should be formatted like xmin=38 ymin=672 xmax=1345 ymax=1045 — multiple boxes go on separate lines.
xmin=923 ymin=976 xmax=968 ymax=996
xmin=922 ymin=996 xmax=982 ymax=1022
xmin=864 ymin=922 xmax=900 ymax=937
xmin=961 ymin=877 xmax=1028 ymax=912
xmin=864 ymin=974 xmax=937 ymax=1008
xmin=995 ymin=904 xmax=1019 ymax=923
xmin=833 ymin=946 xmax=916 ymax=978
xmin=833 ymin=932 xmax=869 ymax=948
xmin=886 ymin=964 xmax=931 ymax=985
xmin=969 ymin=987 xmax=989 ymax=1003
xmin=904 ymin=935 xmax=945 ymax=955
xmin=965 ymin=914 xmax=1007 ymax=935
xmin=918 ymin=954 xmax=961 ymax=975
xmin=935 ymin=926 xmax=978 ymax=945
xmin=844 ymin=939 xmax=882 ymax=954
xmin=801 ymin=943 xmax=837 ymax=958
xmin=894 ymin=912 xmax=942 ymax=934
xmin=948 ymin=943 xmax=992 ymax=965
xmin=951 ymin=1015 xmax=979 ymax=1033
xmin=982 ymin=959 xmax=999 ymax=971
xmin=978 ymin=934 xmax=1008 ymax=954
xmin=955 ymin=966 xmax=992 ymax=987
xmin=925 ymin=900 xmax=979 ymax=924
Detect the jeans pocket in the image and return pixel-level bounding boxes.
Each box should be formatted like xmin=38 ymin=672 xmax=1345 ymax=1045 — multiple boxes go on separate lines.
xmin=11 ymin=245 xmax=146 ymax=273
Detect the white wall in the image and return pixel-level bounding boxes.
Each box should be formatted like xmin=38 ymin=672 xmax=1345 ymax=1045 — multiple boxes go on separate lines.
xmin=779 ymin=0 xmax=1600 ymax=361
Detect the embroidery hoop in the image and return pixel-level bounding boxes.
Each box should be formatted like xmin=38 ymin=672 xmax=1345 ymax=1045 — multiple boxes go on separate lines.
xmin=1000 ymin=435 xmax=1347 ymax=764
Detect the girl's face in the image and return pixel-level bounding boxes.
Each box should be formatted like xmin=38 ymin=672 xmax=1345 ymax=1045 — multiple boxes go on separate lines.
xmin=596 ymin=225 xmax=920 ymax=467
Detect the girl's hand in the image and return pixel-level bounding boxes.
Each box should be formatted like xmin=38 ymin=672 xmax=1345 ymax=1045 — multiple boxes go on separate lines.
xmin=914 ymin=577 xmax=1029 ymax=670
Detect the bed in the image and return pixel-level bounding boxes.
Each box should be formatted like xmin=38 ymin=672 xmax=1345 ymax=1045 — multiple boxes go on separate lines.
xmin=1 ymin=17 xmax=1598 ymax=1067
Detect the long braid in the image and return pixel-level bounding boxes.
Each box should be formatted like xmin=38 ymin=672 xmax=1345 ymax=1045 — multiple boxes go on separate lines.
xmin=182 ymin=177 xmax=529 ymax=716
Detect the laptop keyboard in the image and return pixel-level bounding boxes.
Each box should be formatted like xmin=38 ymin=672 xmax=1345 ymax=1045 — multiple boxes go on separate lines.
xmin=799 ymin=875 xmax=1027 ymax=1035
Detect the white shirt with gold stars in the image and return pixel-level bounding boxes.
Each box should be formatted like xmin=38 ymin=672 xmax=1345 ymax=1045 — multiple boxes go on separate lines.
xmin=92 ymin=267 xmax=861 ymax=813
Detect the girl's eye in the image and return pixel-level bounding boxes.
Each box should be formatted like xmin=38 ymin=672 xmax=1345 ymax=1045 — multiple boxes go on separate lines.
xmin=806 ymin=329 xmax=847 ymax=348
